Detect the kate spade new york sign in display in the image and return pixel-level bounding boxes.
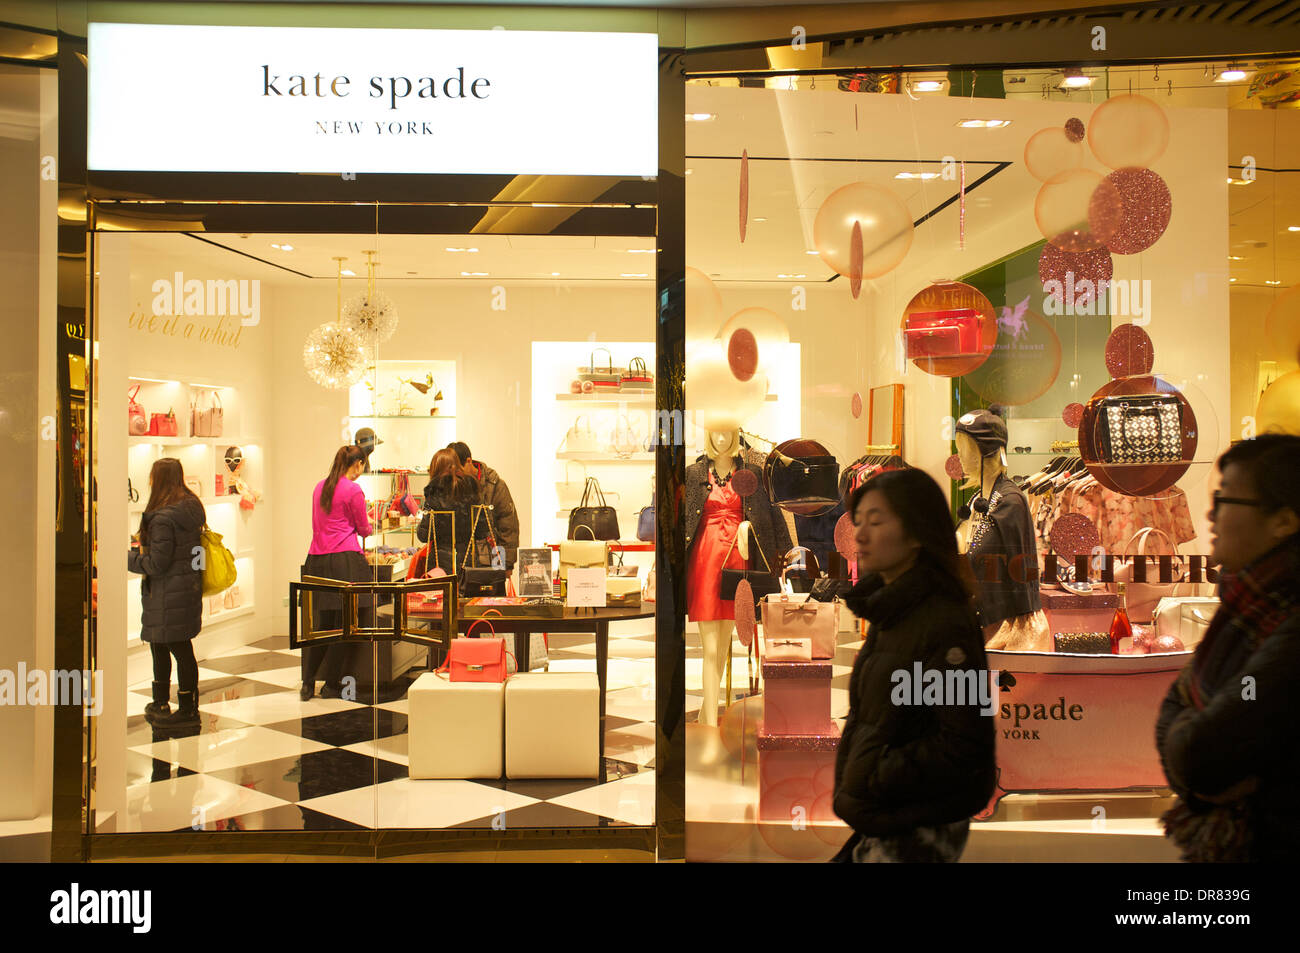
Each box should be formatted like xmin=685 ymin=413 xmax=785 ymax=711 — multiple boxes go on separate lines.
xmin=87 ymin=23 xmax=657 ymax=176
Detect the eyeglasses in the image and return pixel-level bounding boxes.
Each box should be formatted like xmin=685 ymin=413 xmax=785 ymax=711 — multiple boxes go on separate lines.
xmin=1211 ymin=491 xmax=1266 ymax=514
xmin=1013 ymin=446 xmax=1032 ymax=454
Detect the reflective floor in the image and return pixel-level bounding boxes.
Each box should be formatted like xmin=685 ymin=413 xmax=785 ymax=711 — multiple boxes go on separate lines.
xmin=112 ymin=625 xmax=660 ymax=833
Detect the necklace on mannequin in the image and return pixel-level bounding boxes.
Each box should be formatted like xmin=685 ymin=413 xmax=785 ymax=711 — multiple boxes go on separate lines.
xmin=710 ymin=460 xmax=735 ymax=488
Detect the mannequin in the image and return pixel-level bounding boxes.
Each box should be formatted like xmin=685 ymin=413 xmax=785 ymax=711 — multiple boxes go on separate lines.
xmin=695 ymin=430 xmax=746 ymax=726
xmin=953 ymin=410 xmax=1050 ymax=650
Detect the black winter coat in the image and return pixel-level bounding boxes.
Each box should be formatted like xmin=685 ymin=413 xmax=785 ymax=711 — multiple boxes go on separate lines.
xmin=833 ymin=562 xmax=997 ymax=844
xmin=684 ymin=455 xmax=792 ymax=568
xmin=128 ymin=496 xmax=206 ymax=644
xmin=417 ymin=481 xmax=490 ymax=574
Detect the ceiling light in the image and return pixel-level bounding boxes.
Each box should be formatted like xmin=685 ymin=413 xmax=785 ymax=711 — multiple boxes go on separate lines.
xmin=686 ymin=113 xmax=715 ymax=122
xmin=777 ymin=273 xmax=807 ymax=279
xmin=685 ymin=169 xmax=693 ymax=176
xmin=445 ymin=246 xmax=479 ymax=252
xmin=1288 ymin=226 xmax=1300 ymax=232
xmin=957 ymin=119 xmax=1011 ymax=128
xmin=621 ymin=273 xmax=649 ymax=278
xmin=1230 ymin=278 xmax=1237 ymax=282
xmin=914 ymin=80 xmax=944 ymax=92
xmin=1266 ymin=279 xmax=1282 ymax=285
xmin=460 ymin=271 xmax=488 ymax=277
xmin=271 ymin=242 xmax=294 ymax=251
xmin=625 ymin=248 xmax=655 ymax=254
xmin=1059 ymin=69 xmax=1093 ymax=89
xmin=753 ymin=217 xmax=767 ymax=222
xmin=552 ymin=272 xmax=560 ymax=276
xmin=1228 ymin=256 xmax=1245 ymax=260
xmin=806 ymin=250 xmax=820 ymax=255
xmin=1217 ymin=68 xmax=1248 ymax=82
xmin=1227 ymin=177 xmax=1253 ymax=185
xmin=895 ymin=171 xmax=942 ymax=180
xmin=341 ymin=269 xmax=355 ymax=276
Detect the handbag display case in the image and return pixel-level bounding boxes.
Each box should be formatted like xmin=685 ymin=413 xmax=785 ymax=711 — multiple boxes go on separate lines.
xmin=764 ymin=438 xmax=841 ymax=517
xmin=903 ymin=308 xmax=982 ymax=359
xmin=1097 ymin=394 xmax=1184 ymax=465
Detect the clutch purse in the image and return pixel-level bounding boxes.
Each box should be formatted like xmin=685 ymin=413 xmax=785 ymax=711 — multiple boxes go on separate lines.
xmin=1053 ymin=631 xmax=1111 ymax=654
xmin=764 ymin=637 xmax=812 ymax=662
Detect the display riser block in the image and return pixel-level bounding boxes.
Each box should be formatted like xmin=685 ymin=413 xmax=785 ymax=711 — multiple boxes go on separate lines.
xmin=761 ymin=660 xmax=834 ymax=736
xmin=756 ymin=725 xmax=841 ymax=824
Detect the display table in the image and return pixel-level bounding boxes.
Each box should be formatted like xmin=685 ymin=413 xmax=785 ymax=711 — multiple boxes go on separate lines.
xmin=377 ymin=604 xmax=654 ymax=721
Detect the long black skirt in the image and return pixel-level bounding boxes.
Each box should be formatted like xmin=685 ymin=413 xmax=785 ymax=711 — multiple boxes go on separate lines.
xmin=300 ymin=550 xmax=376 ymax=685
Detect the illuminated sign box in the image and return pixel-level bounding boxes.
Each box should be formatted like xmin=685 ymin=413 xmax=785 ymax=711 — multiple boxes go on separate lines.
xmin=88 ymin=23 xmax=658 ymax=176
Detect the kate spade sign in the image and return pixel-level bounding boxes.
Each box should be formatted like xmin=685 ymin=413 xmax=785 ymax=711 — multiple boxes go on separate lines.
xmin=88 ymin=23 xmax=657 ymax=176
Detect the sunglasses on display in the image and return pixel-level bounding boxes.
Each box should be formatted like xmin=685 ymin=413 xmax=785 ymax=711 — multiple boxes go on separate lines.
xmin=1211 ymin=492 xmax=1266 ymax=514
xmin=1013 ymin=446 xmax=1032 ymax=454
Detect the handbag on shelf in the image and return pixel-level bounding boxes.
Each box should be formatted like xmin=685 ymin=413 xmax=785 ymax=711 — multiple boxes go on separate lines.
xmin=461 ymin=504 xmax=507 ymax=597
xmin=1097 ymin=394 xmax=1184 ymax=465
xmin=607 ymin=414 xmax=644 ymax=458
xmin=1154 ymin=596 xmax=1219 ymax=647
xmin=643 ymin=565 xmax=656 ymax=602
xmin=718 ymin=523 xmax=779 ymax=611
xmin=128 ymin=385 xmax=148 ymax=436
xmin=904 ymin=308 xmax=982 ymax=360
xmin=559 ymin=526 xmax=608 ymax=582
xmin=1053 ymin=631 xmax=1112 ymax=654
xmin=405 ymin=526 xmax=450 ymax=615
xmin=761 ymin=565 xmax=840 ymax=659
xmin=608 ymin=549 xmax=639 ymax=577
xmin=1108 ymin=527 xmax=1199 ymax=623
xmin=568 ymin=477 xmax=620 ymax=541
xmin=764 ymin=636 xmax=813 ymax=662
xmin=562 ymin=415 xmax=601 ymax=454
xmin=149 ymin=409 xmax=179 ymax=438
xmin=437 ymin=621 xmax=514 ymax=683
xmin=764 ymin=439 xmax=840 ymax=516
xmin=556 ymin=461 xmax=589 ymax=509
xmin=636 ymin=504 xmax=655 ymax=542
xmin=576 ymin=346 xmax=624 ymax=383
xmin=606 ymin=575 xmax=641 ymax=608
xmin=620 ymin=356 xmax=654 ymax=390
xmin=192 ymin=390 xmax=223 ymax=437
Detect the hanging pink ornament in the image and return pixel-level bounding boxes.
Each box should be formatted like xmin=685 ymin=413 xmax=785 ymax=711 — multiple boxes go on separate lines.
xmin=849 ymin=220 xmax=863 ymax=299
xmin=813 ymin=183 xmax=914 ymax=281
xmin=734 ymin=580 xmax=756 ymax=648
xmin=850 ymin=392 xmax=863 ymax=418
xmin=727 ymin=328 xmax=759 ymax=383
xmin=1094 ymin=167 xmax=1172 ymax=255
xmin=834 ymin=513 xmax=856 ymax=562
xmin=1039 ymin=242 xmax=1113 ymax=308
xmin=730 ymin=468 xmax=758 ymax=497
xmin=1062 ymin=402 xmax=1085 ymax=429
xmin=1049 ymin=513 xmax=1101 ymax=559
xmin=944 ymin=454 xmax=965 ymax=481
xmin=959 ymin=160 xmax=967 ymax=250
xmin=1064 ymin=117 xmax=1086 ymax=143
xmin=739 ymin=149 xmax=749 ymax=244
xmin=1105 ymin=323 xmax=1155 ymax=378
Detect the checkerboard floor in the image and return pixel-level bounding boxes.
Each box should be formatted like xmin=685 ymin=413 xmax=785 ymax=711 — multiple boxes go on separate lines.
xmin=122 ymin=626 xmax=657 ymax=832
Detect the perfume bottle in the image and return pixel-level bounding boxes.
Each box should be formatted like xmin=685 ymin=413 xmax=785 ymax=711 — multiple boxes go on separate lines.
xmin=1109 ymin=581 xmax=1133 ymax=654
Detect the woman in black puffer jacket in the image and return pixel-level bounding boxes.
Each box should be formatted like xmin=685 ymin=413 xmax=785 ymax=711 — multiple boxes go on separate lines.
xmin=129 ymin=457 xmax=206 ymax=728
xmin=832 ymin=467 xmax=996 ymax=862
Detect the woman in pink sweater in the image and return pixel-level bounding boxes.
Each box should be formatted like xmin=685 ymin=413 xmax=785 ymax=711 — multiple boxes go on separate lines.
xmin=300 ymin=445 xmax=373 ymax=700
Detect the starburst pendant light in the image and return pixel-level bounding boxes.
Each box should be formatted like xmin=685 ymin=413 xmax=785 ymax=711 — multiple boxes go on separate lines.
xmin=341 ymin=249 xmax=398 ymax=345
xmin=304 ymin=257 xmax=367 ymax=389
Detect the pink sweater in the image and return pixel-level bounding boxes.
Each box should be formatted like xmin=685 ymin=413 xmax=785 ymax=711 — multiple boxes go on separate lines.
xmin=309 ymin=477 xmax=372 ymax=554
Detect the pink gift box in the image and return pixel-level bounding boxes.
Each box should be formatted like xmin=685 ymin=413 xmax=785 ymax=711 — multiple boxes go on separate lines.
xmin=761 ymin=660 xmax=834 ymax=736
xmin=756 ymin=728 xmax=841 ymax=823
xmin=1040 ymin=589 xmax=1118 ymax=636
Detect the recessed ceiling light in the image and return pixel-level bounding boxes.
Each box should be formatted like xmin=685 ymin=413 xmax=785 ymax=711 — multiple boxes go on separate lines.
xmin=341 ymin=269 xmax=355 ymax=276
xmin=1059 ymin=69 xmax=1093 ymax=89
xmin=460 ymin=271 xmax=488 ymax=277
xmin=1228 ymin=256 xmax=1245 ymax=260
xmin=957 ymin=119 xmax=1011 ymax=128
xmin=686 ymin=113 xmax=715 ymax=122
xmin=1217 ymin=68 xmax=1248 ymax=82
xmin=271 ymin=242 xmax=294 ymax=251
xmin=445 ymin=246 xmax=480 ymax=252
xmin=914 ymin=80 xmax=944 ymax=92
xmin=806 ymin=250 xmax=820 ymax=255
xmin=552 ymin=272 xmax=560 ymax=276
xmin=685 ymin=169 xmax=693 ymax=176
xmin=1266 ymin=279 xmax=1282 ymax=285
xmin=777 ymin=273 xmax=807 ymax=279
xmin=895 ymin=171 xmax=942 ymax=180
xmin=621 ymin=273 xmax=650 ymax=278
xmin=752 ymin=217 xmax=767 ymax=222
xmin=1288 ymin=226 xmax=1300 ymax=232
xmin=625 ymin=248 xmax=655 ymax=254
xmin=1227 ymin=177 xmax=1253 ymax=185
xmin=1230 ymin=278 xmax=1237 ymax=282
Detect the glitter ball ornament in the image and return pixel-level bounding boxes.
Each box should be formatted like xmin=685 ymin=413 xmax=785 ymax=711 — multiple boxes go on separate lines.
xmin=1050 ymin=513 xmax=1101 ymax=559
xmin=1093 ymin=167 xmax=1172 ymax=255
xmin=945 ymin=454 xmax=965 ymax=481
xmin=730 ymin=468 xmax=758 ymax=497
xmin=1064 ymin=117 xmax=1086 ymax=143
xmin=1039 ymin=242 xmax=1113 ymax=308
xmin=734 ymin=580 xmax=756 ymax=648
xmin=1063 ymin=402 xmax=1085 ymax=428
xmin=850 ymin=392 xmax=863 ymax=419
xmin=1105 ymin=323 xmax=1155 ymax=378
xmin=727 ymin=328 xmax=759 ymax=383
xmin=303 ymin=323 xmax=367 ymax=389
xmin=342 ymin=290 xmax=399 ymax=345
xmin=834 ymin=513 xmax=856 ymax=562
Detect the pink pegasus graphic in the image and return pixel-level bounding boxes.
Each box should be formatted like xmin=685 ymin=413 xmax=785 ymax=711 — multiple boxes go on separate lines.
xmin=998 ymin=295 xmax=1031 ymax=341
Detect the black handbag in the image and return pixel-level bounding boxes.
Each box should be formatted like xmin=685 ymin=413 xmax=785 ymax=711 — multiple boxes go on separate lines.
xmin=568 ymin=477 xmax=620 ymax=541
xmin=718 ymin=525 xmax=779 ymax=610
xmin=460 ymin=504 xmax=507 ymax=597
xmin=765 ymin=439 xmax=841 ymax=516
xmin=1097 ymin=394 xmax=1183 ymax=465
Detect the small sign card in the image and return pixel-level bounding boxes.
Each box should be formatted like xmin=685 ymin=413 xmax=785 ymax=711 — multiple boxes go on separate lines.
xmin=517 ymin=548 xmax=554 ymax=597
xmin=566 ymin=567 xmax=607 ymax=608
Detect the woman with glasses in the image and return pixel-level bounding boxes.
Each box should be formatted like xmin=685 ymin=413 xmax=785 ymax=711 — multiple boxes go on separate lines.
xmin=1156 ymin=434 xmax=1300 ymax=862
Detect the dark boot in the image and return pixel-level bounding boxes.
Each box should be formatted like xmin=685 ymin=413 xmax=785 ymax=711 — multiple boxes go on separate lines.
xmin=152 ymin=690 xmax=199 ymax=728
xmin=299 ymin=680 xmax=315 ymax=701
xmin=144 ymin=680 xmax=171 ymax=720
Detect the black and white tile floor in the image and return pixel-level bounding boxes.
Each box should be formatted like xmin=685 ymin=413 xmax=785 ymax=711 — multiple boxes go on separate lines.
xmin=121 ymin=627 xmax=658 ymax=833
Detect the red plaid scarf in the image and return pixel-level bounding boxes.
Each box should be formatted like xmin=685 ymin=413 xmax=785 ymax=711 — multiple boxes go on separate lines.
xmin=1161 ymin=535 xmax=1300 ymax=861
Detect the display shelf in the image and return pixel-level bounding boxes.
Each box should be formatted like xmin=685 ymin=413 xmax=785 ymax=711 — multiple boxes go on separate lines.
xmin=556 ymin=392 xmax=656 ymax=403
xmin=557 ymin=451 xmax=655 ymax=461
xmin=202 ymin=603 xmax=255 ymax=626
xmin=347 ymin=415 xmax=456 ymax=420
xmin=129 ymin=435 xmax=253 ymax=446
xmin=129 ymin=494 xmax=241 ymax=515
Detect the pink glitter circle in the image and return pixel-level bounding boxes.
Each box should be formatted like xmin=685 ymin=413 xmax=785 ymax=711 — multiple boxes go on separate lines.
xmin=944 ymin=453 xmax=965 ymax=481
xmin=850 ymin=392 xmax=862 ymax=419
xmin=834 ymin=512 xmax=856 ymax=561
xmin=727 ymin=327 xmax=759 ymax=382
xmin=734 ymin=580 xmax=755 ymax=648
xmin=1064 ymin=117 xmax=1085 ymax=143
xmin=1062 ymin=402 xmax=1085 ymax=428
xmin=1098 ymin=167 xmax=1172 ymax=255
xmin=1105 ymin=323 xmax=1155 ymax=378
xmin=1039 ymin=242 xmax=1113 ymax=308
xmin=1049 ymin=513 xmax=1100 ymax=559
xmin=731 ymin=468 xmax=758 ymax=497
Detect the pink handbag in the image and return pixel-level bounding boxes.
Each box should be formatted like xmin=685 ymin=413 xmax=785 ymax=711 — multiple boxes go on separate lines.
xmin=763 ymin=636 xmax=812 ymax=662
xmin=128 ymin=386 xmax=148 ymax=435
xmin=1108 ymin=527 xmax=1198 ymax=623
xmin=761 ymin=592 xmax=839 ymax=659
xmin=438 ymin=619 xmax=515 ymax=683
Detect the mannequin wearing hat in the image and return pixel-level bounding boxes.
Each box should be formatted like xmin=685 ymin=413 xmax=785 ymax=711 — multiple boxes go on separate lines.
xmin=954 ymin=409 xmax=1051 ymax=651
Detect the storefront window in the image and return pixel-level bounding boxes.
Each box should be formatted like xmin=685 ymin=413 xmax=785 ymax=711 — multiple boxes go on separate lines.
xmin=684 ymin=60 xmax=1300 ymax=861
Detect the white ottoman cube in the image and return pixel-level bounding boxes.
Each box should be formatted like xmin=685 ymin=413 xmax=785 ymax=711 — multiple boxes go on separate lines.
xmin=408 ymin=672 xmax=504 ymax=780
xmin=505 ymin=673 xmax=600 ymax=779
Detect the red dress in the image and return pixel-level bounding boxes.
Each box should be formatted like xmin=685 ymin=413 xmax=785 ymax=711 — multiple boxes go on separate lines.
xmin=687 ymin=476 xmax=746 ymax=622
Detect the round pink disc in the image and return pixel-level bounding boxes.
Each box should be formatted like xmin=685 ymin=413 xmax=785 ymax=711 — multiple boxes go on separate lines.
xmin=734 ymin=579 xmax=755 ymax=648
xmin=1062 ymin=402 xmax=1084 ymax=429
xmin=834 ymin=512 xmax=856 ymax=561
xmin=850 ymin=392 xmax=863 ymax=419
xmin=727 ymin=327 xmax=759 ymax=383
xmin=1049 ymin=513 xmax=1100 ymax=559
xmin=730 ymin=468 xmax=757 ymax=497
xmin=1064 ymin=117 xmax=1085 ymax=143
xmin=1105 ymin=323 xmax=1155 ymax=378
xmin=944 ymin=454 xmax=964 ymax=481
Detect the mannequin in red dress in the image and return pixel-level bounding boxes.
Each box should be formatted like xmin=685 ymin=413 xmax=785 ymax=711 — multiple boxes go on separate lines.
xmin=688 ymin=429 xmax=750 ymax=726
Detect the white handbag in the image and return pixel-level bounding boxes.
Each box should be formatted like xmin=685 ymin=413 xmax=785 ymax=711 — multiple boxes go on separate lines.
xmin=556 ymin=461 xmax=589 ymax=508
xmin=562 ymin=415 xmax=600 ymax=454
xmin=1154 ymin=596 xmax=1219 ymax=648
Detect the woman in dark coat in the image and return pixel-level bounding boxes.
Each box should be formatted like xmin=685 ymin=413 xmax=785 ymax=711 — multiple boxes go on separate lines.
xmin=1156 ymin=435 xmax=1300 ymax=862
xmin=129 ymin=457 xmax=206 ymax=727
xmin=417 ymin=447 xmax=489 ymax=576
xmin=832 ymin=467 xmax=996 ymax=862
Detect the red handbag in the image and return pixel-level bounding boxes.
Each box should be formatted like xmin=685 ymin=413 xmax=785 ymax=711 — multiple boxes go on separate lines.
xmin=438 ymin=618 xmax=515 ymax=683
xmin=128 ymin=385 xmax=148 ymax=435
xmin=405 ymin=542 xmax=448 ymax=616
xmin=904 ymin=308 xmax=981 ymax=359
xmin=149 ymin=409 xmax=179 ymax=437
